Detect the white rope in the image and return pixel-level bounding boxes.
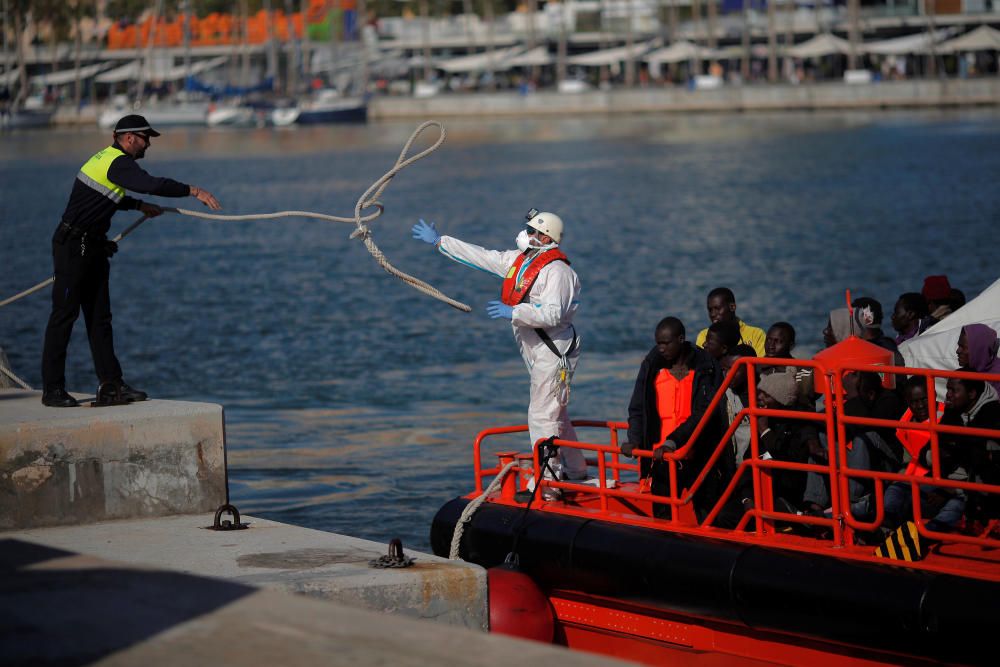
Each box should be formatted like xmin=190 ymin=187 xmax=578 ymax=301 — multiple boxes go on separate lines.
xmin=0 ymin=121 xmax=471 ymax=313
xmin=0 ymin=361 xmax=32 ymax=390
xmin=449 ymin=460 xmax=519 ymax=560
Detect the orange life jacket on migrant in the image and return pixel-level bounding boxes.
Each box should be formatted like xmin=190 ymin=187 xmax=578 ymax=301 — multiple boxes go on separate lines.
xmin=655 ymin=369 xmax=695 ymax=446
xmin=896 ymin=403 xmax=945 ymax=477
xmin=500 ymin=248 xmax=570 ymax=306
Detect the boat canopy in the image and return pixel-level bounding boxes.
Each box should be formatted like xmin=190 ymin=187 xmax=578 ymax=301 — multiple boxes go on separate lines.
xmin=95 ymin=61 xmax=140 ymax=84
xmin=936 ymin=25 xmax=1000 ymax=53
xmin=786 ymin=33 xmax=851 ymax=58
xmin=900 ymin=275 xmax=1000 ymax=399
xmin=436 ymin=45 xmax=524 ymax=73
xmin=30 ymin=62 xmax=113 ymax=86
xmin=861 ymin=29 xmax=952 ymax=55
xmin=645 ymin=41 xmax=722 ymax=65
xmin=95 ymin=56 xmax=227 ymax=84
xmin=566 ymin=40 xmax=658 ymax=67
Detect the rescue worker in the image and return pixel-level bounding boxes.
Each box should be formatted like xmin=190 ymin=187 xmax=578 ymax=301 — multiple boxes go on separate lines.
xmin=40 ymin=114 xmax=222 ymax=407
xmin=412 ymin=210 xmax=587 ymax=488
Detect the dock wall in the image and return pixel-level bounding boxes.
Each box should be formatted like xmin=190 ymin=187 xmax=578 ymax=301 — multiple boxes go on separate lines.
xmin=0 ymin=390 xmax=490 ymax=633
xmin=0 ymin=389 xmax=226 ymax=529
xmin=369 ymin=78 xmax=1000 ymax=119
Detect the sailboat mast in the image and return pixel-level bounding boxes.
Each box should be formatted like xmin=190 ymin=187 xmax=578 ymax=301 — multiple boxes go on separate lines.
xmin=136 ymin=0 xmax=164 ymax=109
xmin=357 ymin=0 xmax=369 ymax=94
xmin=182 ymin=0 xmax=190 ymax=81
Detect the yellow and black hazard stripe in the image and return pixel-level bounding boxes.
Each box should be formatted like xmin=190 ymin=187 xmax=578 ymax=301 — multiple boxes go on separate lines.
xmin=874 ymin=521 xmax=925 ymax=562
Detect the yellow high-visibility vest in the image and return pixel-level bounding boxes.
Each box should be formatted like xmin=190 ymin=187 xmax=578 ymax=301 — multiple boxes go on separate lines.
xmin=76 ymin=146 xmax=126 ymax=203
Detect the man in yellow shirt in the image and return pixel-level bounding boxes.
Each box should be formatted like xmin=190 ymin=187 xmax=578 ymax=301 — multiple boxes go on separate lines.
xmin=694 ymin=287 xmax=766 ymax=357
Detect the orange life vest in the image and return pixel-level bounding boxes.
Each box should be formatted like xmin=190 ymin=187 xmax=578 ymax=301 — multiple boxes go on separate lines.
xmin=896 ymin=403 xmax=945 ymax=477
xmin=500 ymin=248 xmax=570 ymax=306
xmin=655 ymin=369 xmax=695 ymax=446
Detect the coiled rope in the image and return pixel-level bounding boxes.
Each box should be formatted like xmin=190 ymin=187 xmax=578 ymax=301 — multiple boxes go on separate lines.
xmin=449 ymin=460 xmax=518 ymax=560
xmin=0 ymin=120 xmax=470 ymax=313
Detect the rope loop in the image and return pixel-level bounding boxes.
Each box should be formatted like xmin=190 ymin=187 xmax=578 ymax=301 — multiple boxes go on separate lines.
xmin=0 ymin=121 xmax=471 ymax=314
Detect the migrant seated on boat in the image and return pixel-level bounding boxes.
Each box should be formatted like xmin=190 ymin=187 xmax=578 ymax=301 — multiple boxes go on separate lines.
xmin=882 ymin=375 xmax=962 ymax=532
xmin=802 ymin=371 xmax=906 ymax=521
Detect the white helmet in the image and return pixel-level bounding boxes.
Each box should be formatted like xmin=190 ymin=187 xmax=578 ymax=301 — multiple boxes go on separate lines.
xmin=526 ymin=211 xmax=564 ymax=244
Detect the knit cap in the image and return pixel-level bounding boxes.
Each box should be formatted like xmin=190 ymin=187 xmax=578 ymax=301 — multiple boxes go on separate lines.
xmin=922 ymin=275 xmax=952 ymax=302
xmin=758 ymin=371 xmax=798 ymax=408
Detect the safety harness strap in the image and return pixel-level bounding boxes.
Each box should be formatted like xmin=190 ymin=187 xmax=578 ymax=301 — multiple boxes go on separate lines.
xmin=535 ymin=326 xmax=578 ymax=360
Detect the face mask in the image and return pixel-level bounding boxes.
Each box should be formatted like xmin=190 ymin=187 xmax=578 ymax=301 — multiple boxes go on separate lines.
xmin=515 ymin=229 xmax=533 ymax=252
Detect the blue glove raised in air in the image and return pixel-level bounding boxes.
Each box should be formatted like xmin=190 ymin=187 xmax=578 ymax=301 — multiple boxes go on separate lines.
xmin=412 ymin=219 xmax=440 ymax=245
xmin=486 ymin=300 xmax=514 ymax=320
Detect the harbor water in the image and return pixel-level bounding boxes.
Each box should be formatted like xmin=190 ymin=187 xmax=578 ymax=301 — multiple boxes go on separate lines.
xmin=2 ymin=110 xmax=998 ymax=552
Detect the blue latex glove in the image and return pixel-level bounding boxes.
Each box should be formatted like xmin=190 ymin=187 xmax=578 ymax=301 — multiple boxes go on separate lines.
xmin=412 ymin=218 xmax=440 ymax=245
xmin=486 ymin=300 xmax=514 ymax=320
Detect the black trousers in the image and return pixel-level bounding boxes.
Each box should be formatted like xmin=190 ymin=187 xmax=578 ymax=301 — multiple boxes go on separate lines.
xmin=41 ymin=235 xmax=122 ymax=390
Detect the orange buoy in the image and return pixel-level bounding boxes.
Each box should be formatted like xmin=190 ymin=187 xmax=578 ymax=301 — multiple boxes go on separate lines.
xmin=487 ymin=564 xmax=554 ymax=643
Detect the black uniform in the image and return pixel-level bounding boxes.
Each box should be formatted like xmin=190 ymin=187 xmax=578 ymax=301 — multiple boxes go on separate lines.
xmin=40 ymin=141 xmax=191 ymax=392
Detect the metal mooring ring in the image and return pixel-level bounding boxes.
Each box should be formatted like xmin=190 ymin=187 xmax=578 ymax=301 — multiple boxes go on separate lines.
xmin=389 ymin=538 xmax=404 ymax=560
xmin=211 ymin=503 xmax=247 ymax=531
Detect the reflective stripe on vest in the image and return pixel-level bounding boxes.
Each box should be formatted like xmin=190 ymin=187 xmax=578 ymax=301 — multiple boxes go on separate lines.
xmin=500 ymin=248 xmax=570 ymax=306
xmin=77 ymin=146 xmax=127 ymax=203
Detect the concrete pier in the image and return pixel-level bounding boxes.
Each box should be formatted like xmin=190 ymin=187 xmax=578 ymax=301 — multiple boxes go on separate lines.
xmin=6 ymin=512 xmax=489 ymax=630
xmin=0 ymin=389 xmax=629 ymax=664
xmin=0 ymin=389 xmax=226 ymax=529
xmin=1 ymin=538 xmax=630 ymax=666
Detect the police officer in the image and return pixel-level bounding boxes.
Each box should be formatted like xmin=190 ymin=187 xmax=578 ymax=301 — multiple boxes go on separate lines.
xmin=40 ymin=114 xmax=222 ymax=407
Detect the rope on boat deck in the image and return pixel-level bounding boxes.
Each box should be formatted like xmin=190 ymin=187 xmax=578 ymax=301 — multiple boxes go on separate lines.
xmin=0 ymin=120 xmax=471 ymax=314
xmin=449 ymin=460 xmax=519 ymax=560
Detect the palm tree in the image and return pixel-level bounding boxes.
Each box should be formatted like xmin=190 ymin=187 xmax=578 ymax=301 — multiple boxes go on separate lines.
xmin=766 ymin=0 xmax=777 ymax=81
xmin=847 ymin=0 xmax=859 ymax=71
xmin=740 ymin=0 xmax=750 ymax=81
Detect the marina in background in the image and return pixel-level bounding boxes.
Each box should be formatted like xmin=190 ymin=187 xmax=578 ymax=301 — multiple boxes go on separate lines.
xmin=1 ymin=1 xmax=1000 ymax=129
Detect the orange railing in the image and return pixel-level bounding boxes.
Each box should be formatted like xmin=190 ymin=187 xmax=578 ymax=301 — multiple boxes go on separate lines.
xmin=470 ymin=357 xmax=1000 ymax=563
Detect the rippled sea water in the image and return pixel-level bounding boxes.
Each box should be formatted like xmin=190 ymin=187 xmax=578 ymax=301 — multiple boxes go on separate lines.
xmin=2 ymin=110 xmax=998 ymax=552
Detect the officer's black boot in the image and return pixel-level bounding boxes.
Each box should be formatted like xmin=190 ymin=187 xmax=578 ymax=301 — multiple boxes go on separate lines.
xmin=118 ymin=380 xmax=148 ymax=402
xmin=42 ymin=387 xmax=80 ymax=408
xmin=92 ymin=380 xmax=132 ymax=407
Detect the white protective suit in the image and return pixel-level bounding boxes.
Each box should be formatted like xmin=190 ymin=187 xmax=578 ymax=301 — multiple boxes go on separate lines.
xmin=438 ymin=235 xmax=588 ymax=480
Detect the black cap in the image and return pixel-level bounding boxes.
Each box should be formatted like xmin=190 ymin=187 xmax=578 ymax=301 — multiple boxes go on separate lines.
xmin=112 ymin=114 xmax=161 ymax=137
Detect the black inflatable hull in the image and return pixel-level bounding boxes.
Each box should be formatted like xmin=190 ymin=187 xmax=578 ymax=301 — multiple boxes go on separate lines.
xmin=431 ymin=497 xmax=997 ymax=665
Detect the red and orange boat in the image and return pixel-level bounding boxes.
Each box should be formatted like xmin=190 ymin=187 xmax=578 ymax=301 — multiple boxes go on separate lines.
xmin=431 ymin=338 xmax=1000 ymax=666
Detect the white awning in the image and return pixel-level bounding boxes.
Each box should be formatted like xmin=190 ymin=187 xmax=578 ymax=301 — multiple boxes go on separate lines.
xmin=30 ymin=62 xmax=112 ymax=86
xmin=786 ymin=33 xmax=852 ymax=59
xmin=506 ymin=46 xmax=553 ymax=68
xmin=437 ymin=45 xmax=523 ymax=73
xmin=566 ymin=40 xmax=658 ymax=67
xmin=0 ymin=68 xmax=20 ymax=86
xmin=861 ymin=29 xmax=951 ymax=55
xmin=645 ymin=41 xmax=721 ymax=65
xmin=937 ymin=25 xmax=1000 ymax=53
xmin=95 ymin=56 xmax=227 ymax=84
